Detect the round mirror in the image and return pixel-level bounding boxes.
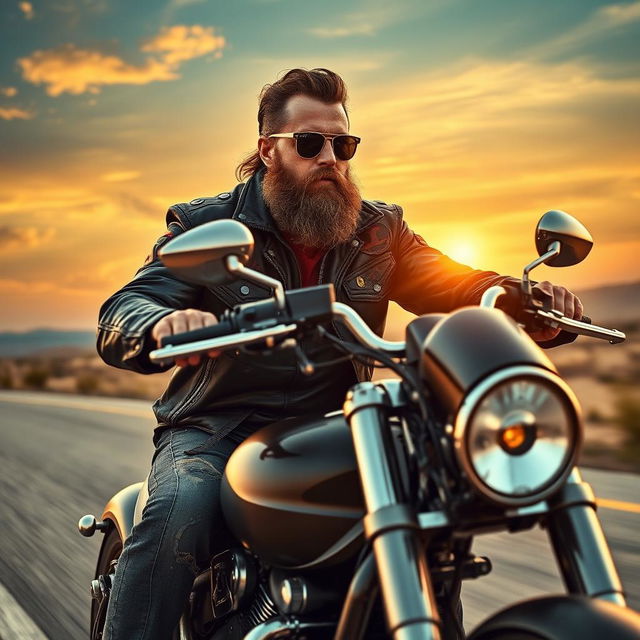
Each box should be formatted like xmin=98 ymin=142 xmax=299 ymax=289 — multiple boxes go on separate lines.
xmin=535 ymin=210 xmax=593 ymax=267
xmin=158 ymin=219 xmax=254 ymax=286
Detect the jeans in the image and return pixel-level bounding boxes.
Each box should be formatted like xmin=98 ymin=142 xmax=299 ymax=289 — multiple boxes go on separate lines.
xmin=104 ymin=426 xmax=248 ymax=640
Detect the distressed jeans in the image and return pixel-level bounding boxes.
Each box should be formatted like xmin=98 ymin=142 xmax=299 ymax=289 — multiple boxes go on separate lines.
xmin=104 ymin=426 xmax=246 ymax=640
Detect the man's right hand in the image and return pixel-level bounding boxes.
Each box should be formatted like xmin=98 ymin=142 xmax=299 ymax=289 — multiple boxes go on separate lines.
xmin=151 ymin=309 xmax=220 ymax=368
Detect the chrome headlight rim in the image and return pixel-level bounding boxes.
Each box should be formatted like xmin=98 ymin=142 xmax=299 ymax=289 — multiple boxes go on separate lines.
xmin=454 ymin=365 xmax=582 ymax=507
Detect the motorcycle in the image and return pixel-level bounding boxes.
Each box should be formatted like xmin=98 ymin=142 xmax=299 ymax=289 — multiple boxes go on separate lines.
xmin=79 ymin=210 xmax=640 ymax=639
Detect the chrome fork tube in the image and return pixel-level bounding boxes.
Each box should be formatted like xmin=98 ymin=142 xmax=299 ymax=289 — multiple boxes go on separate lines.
xmin=546 ymin=468 xmax=626 ymax=606
xmin=344 ymin=382 xmax=441 ymax=640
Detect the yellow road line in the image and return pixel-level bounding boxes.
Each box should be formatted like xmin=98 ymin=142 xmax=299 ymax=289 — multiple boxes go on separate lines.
xmin=597 ymin=498 xmax=640 ymax=514
xmin=0 ymin=393 xmax=152 ymax=419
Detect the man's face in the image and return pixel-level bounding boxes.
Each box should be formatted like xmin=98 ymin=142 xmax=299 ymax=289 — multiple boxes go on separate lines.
xmin=265 ymin=94 xmax=351 ymax=184
xmin=259 ymin=94 xmax=362 ymax=248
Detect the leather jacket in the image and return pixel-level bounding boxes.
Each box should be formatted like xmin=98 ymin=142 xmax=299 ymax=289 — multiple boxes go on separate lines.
xmin=97 ymin=169 xmax=513 ymax=441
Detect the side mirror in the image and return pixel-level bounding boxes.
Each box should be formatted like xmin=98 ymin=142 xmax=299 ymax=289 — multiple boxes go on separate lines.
xmin=535 ymin=210 xmax=593 ymax=267
xmin=158 ymin=219 xmax=254 ymax=286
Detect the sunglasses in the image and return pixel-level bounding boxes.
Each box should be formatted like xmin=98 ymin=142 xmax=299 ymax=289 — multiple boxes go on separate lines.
xmin=268 ymin=131 xmax=361 ymax=161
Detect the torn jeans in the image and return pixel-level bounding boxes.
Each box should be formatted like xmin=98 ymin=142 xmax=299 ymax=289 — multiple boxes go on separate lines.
xmin=104 ymin=426 xmax=248 ymax=640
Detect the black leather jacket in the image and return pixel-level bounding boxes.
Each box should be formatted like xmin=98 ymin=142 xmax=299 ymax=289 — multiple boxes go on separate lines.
xmin=97 ymin=170 xmax=512 ymax=441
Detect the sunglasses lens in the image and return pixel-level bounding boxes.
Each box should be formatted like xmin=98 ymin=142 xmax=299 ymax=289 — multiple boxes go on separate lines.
xmin=334 ymin=135 xmax=359 ymax=160
xmin=295 ymin=132 xmax=325 ymax=158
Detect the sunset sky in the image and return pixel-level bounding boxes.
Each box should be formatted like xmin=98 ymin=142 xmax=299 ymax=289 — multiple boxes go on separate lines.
xmin=1 ymin=0 xmax=639 ymax=330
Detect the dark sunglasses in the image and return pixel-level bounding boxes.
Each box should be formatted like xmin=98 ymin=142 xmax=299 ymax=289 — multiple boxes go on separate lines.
xmin=268 ymin=131 xmax=361 ymax=161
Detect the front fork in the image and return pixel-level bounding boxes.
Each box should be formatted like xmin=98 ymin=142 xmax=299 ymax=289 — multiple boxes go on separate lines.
xmin=344 ymin=382 xmax=442 ymax=640
xmin=546 ymin=468 xmax=626 ymax=606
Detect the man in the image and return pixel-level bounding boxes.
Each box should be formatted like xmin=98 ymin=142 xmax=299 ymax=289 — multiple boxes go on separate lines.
xmin=97 ymin=68 xmax=582 ymax=639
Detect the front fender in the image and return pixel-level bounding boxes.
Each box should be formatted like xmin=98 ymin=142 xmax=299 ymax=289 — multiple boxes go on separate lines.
xmin=469 ymin=595 xmax=640 ymax=640
xmin=101 ymin=482 xmax=143 ymax=541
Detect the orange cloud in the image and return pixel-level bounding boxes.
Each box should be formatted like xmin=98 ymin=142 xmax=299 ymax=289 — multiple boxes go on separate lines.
xmin=17 ymin=44 xmax=178 ymax=96
xmin=19 ymin=1 xmax=34 ymax=19
xmin=17 ymin=24 xmax=225 ymax=97
xmin=0 ymin=106 xmax=33 ymax=120
xmin=0 ymin=87 xmax=18 ymax=97
xmin=141 ymin=25 xmax=226 ymax=65
xmin=0 ymin=225 xmax=55 ymax=251
xmin=101 ymin=171 xmax=141 ymax=183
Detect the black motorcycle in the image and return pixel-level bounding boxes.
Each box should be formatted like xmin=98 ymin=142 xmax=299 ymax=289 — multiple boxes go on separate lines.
xmin=79 ymin=210 xmax=640 ymax=639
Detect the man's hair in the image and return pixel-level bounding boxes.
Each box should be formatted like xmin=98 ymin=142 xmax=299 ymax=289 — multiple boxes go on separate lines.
xmin=235 ymin=68 xmax=349 ymax=181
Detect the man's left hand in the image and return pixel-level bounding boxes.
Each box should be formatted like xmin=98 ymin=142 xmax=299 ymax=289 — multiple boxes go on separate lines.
xmin=529 ymin=281 xmax=584 ymax=342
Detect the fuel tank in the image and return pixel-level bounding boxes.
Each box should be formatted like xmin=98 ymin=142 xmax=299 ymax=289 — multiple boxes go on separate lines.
xmin=220 ymin=413 xmax=364 ymax=569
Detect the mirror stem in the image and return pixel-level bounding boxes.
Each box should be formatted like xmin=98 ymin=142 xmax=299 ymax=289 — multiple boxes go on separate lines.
xmin=522 ymin=241 xmax=561 ymax=296
xmin=226 ymin=255 xmax=287 ymax=309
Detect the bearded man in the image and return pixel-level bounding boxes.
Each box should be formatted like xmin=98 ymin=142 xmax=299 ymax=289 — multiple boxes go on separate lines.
xmin=97 ymin=68 xmax=582 ymax=639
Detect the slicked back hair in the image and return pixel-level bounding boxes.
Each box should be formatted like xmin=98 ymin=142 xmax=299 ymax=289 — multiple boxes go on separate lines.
xmin=235 ymin=68 xmax=349 ymax=181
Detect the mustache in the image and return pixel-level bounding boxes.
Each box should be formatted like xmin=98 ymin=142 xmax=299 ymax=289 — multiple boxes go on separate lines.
xmin=304 ymin=168 xmax=344 ymax=185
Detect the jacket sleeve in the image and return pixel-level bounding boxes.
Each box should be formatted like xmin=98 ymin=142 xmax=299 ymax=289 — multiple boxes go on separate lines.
xmin=97 ymin=212 xmax=202 ymax=374
xmin=390 ymin=209 xmax=518 ymax=314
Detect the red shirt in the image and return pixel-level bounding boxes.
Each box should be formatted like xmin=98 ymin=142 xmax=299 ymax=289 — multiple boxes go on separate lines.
xmin=283 ymin=234 xmax=325 ymax=287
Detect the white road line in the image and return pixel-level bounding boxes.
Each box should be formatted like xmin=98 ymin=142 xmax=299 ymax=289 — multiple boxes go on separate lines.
xmin=0 ymin=579 xmax=48 ymax=640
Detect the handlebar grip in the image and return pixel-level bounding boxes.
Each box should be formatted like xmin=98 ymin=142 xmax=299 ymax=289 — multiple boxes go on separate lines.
xmin=160 ymin=319 xmax=235 ymax=347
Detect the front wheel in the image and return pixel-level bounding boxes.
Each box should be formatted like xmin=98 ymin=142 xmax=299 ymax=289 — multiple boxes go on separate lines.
xmin=90 ymin=524 xmax=122 ymax=640
xmin=468 ymin=595 xmax=640 ymax=640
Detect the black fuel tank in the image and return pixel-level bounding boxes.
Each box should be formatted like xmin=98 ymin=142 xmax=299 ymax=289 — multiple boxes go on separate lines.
xmin=220 ymin=413 xmax=364 ymax=569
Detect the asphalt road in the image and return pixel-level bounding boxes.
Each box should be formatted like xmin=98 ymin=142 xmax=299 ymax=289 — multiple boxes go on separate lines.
xmin=0 ymin=390 xmax=638 ymax=639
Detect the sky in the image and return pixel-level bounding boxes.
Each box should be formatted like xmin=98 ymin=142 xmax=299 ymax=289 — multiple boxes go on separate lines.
xmin=0 ymin=0 xmax=639 ymax=330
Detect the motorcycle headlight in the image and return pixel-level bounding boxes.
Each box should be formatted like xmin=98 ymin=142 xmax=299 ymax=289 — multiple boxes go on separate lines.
xmin=454 ymin=366 xmax=582 ymax=506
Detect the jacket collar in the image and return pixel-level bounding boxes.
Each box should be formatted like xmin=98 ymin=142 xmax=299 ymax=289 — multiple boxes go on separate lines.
xmin=232 ymin=169 xmax=383 ymax=237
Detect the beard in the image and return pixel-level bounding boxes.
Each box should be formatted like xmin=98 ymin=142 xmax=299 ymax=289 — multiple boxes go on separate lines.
xmin=262 ymin=153 xmax=362 ymax=249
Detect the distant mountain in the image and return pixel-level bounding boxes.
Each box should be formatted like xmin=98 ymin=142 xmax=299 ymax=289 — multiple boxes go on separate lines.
xmin=574 ymin=280 xmax=640 ymax=324
xmin=0 ymin=329 xmax=95 ymax=357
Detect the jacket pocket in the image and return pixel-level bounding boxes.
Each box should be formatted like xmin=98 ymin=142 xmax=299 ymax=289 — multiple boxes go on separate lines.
xmin=344 ymin=254 xmax=396 ymax=302
xmin=209 ymin=279 xmax=272 ymax=307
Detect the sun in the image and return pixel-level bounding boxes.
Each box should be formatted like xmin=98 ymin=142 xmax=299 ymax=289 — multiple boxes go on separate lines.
xmin=447 ymin=241 xmax=476 ymax=266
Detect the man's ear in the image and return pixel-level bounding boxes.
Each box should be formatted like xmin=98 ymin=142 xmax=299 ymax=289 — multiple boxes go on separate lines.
xmin=258 ymin=137 xmax=275 ymax=168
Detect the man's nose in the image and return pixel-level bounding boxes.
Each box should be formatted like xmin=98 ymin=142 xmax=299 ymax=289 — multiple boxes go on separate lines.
xmin=316 ymin=138 xmax=337 ymax=166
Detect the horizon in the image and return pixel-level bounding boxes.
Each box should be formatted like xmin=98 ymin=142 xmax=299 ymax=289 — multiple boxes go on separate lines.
xmin=1 ymin=278 xmax=637 ymax=333
xmin=1 ymin=0 xmax=639 ymax=330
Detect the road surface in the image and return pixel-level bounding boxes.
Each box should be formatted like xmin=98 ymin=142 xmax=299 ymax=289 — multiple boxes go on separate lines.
xmin=0 ymin=390 xmax=637 ymax=638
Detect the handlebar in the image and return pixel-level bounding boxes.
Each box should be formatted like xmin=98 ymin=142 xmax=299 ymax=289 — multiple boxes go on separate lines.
xmin=160 ymin=317 xmax=237 ymax=348
xmin=480 ymin=285 xmax=626 ymax=344
xmin=150 ymin=282 xmax=626 ymax=366
xmin=150 ymin=324 xmax=298 ymax=365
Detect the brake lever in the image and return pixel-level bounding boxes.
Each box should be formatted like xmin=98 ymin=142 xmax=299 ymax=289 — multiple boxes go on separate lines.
xmin=533 ymin=308 xmax=626 ymax=344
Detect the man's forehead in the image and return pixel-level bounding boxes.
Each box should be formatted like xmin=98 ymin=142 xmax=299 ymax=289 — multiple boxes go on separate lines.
xmin=282 ymin=95 xmax=349 ymax=133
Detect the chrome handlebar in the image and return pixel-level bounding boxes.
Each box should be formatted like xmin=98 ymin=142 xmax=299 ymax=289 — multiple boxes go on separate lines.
xmin=480 ymin=285 xmax=626 ymax=344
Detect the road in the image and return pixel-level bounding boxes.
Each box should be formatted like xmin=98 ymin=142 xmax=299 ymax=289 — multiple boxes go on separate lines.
xmin=0 ymin=390 xmax=638 ymax=638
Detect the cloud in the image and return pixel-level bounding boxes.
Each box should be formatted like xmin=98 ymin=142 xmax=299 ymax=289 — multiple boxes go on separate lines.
xmin=307 ymin=24 xmax=376 ymax=38
xmin=0 ymin=225 xmax=55 ymax=251
xmin=101 ymin=171 xmax=141 ymax=183
xmin=141 ymin=24 xmax=225 ymax=65
xmin=526 ymin=0 xmax=640 ymax=59
xmin=18 ymin=1 xmax=34 ymax=19
xmin=168 ymin=0 xmax=206 ymax=7
xmin=306 ymin=1 xmax=420 ymax=38
xmin=18 ymin=24 xmax=226 ymax=96
xmin=0 ymin=87 xmax=18 ymax=97
xmin=0 ymin=106 xmax=34 ymax=120
xmin=113 ymin=192 xmax=160 ymax=218
xmin=17 ymin=44 xmax=178 ymax=96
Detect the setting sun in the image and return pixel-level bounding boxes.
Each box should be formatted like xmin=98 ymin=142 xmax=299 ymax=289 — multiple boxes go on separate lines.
xmin=446 ymin=241 xmax=477 ymax=267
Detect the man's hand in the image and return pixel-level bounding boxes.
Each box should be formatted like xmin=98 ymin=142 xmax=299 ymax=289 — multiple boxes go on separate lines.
xmin=151 ymin=309 xmax=220 ymax=367
xmin=529 ymin=281 xmax=583 ymax=343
